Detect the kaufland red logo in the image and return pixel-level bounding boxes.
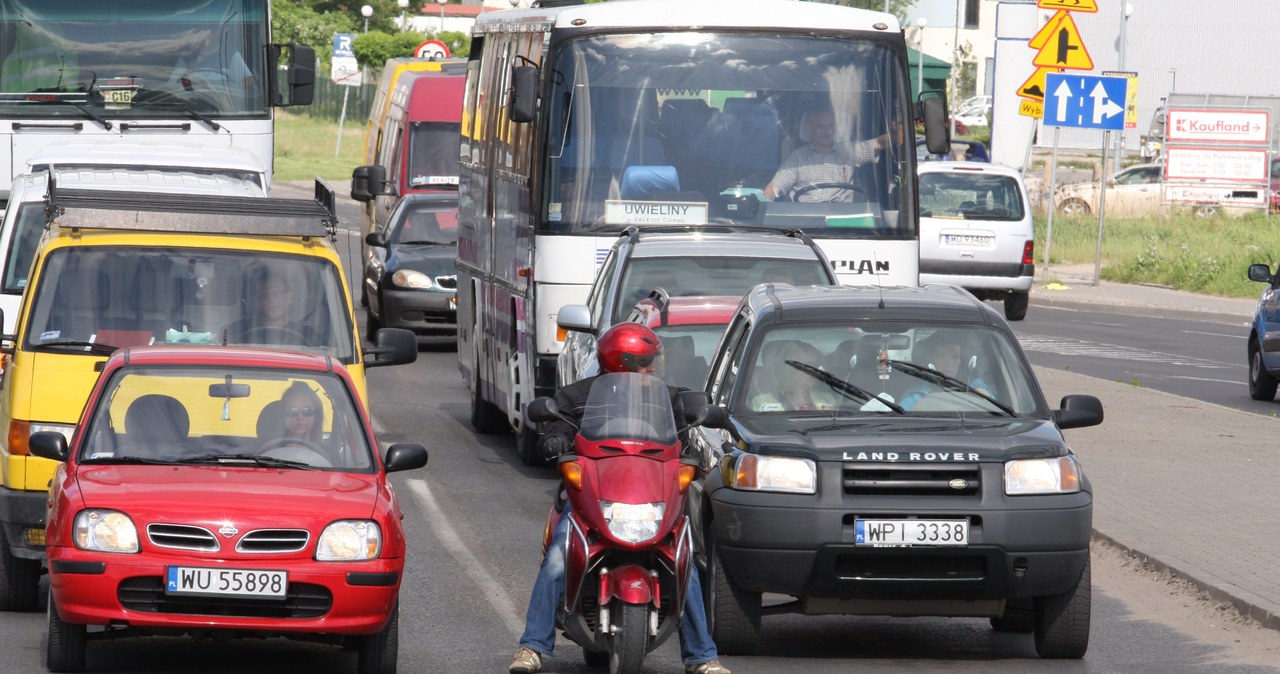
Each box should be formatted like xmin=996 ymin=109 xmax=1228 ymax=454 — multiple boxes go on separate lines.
xmin=1174 ymin=119 xmax=1260 ymax=135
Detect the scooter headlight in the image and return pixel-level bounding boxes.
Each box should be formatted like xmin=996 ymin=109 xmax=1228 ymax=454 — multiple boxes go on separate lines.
xmin=600 ymin=501 xmax=665 ymax=543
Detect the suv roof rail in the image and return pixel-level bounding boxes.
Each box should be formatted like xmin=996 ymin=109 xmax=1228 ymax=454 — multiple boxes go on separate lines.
xmin=43 ymin=176 xmax=339 ymax=241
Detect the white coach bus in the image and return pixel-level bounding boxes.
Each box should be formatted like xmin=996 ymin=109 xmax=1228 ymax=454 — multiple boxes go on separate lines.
xmin=456 ymin=0 xmax=949 ymax=454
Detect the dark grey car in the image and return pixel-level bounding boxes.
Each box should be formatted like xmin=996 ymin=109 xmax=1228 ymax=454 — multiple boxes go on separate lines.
xmin=362 ymin=193 xmax=459 ymax=343
xmin=687 ymin=283 xmax=1104 ymax=659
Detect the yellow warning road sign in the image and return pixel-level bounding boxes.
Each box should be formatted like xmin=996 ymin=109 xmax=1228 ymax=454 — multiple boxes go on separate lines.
xmin=1019 ymin=99 xmax=1044 ymax=119
xmin=1029 ymin=10 xmax=1067 ymax=51
xmin=1037 ymin=0 xmax=1098 ymax=12
xmin=1016 ymin=66 xmax=1060 ymax=101
xmin=1031 ymin=12 xmax=1093 ymax=71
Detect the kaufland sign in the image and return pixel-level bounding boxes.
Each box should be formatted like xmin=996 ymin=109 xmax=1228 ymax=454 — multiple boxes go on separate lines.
xmin=1166 ymin=109 xmax=1269 ymax=144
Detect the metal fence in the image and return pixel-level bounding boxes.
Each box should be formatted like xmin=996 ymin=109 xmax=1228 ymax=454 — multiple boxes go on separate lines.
xmin=302 ymin=76 xmax=380 ymax=123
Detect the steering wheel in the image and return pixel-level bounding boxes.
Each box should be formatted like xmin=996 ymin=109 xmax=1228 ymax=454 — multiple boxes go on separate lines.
xmin=238 ymin=325 xmax=308 ymax=345
xmin=788 ymin=182 xmax=869 ymax=203
xmin=259 ymin=436 xmax=333 ymax=467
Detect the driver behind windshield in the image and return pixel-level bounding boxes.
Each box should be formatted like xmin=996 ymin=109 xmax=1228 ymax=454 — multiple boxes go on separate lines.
xmin=762 ymin=108 xmax=893 ymax=202
xmin=229 ymin=267 xmax=320 ymax=347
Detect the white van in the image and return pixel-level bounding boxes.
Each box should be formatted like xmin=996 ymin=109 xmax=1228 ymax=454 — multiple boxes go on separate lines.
xmin=917 ymin=161 xmax=1035 ymax=321
xmin=0 ymin=158 xmax=266 ymax=334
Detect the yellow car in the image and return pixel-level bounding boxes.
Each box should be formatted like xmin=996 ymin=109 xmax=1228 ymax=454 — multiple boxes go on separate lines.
xmin=0 ymin=178 xmax=417 ymax=611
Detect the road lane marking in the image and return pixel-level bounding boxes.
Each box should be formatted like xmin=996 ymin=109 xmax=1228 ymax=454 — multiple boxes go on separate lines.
xmin=1164 ymin=375 xmax=1244 ymax=385
xmin=1182 ymin=330 xmax=1245 ymax=339
xmin=406 ymin=479 xmax=524 ymax=637
xmin=1015 ymin=333 xmax=1230 ymax=368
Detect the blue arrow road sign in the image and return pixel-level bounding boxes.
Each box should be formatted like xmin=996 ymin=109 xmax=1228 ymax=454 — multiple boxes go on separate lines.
xmin=1042 ymin=73 xmax=1128 ymax=130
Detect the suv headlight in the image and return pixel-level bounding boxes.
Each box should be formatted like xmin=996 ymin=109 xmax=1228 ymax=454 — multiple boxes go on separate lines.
xmin=601 ymin=501 xmax=664 ymax=543
xmin=74 ymin=509 xmax=139 ymax=553
xmin=728 ymin=454 xmax=817 ymax=494
xmin=1005 ymin=456 xmax=1081 ymax=495
xmin=316 ymin=520 xmax=381 ymax=561
xmin=391 ymin=269 xmax=434 ymax=290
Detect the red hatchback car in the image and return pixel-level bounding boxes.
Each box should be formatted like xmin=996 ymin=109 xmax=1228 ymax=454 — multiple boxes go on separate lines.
xmin=626 ymin=290 xmax=740 ymax=391
xmin=30 ymin=347 xmax=428 ymax=673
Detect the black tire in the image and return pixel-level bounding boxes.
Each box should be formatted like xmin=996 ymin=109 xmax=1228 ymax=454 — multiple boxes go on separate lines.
xmin=1004 ymin=291 xmax=1029 ymax=322
xmin=46 ymin=594 xmax=87 ymax=673
xmin=990 ymin=597 xmax=1035 ymax=633
xmin=1058 ymin=198 xmax=1091 ymax=216
xmin=583 ymin=648 xmax=609 ymax=667
xmin=357 ymin=601 xmax=399 ymax=674
xmin=1034 ymin=554 xmax=1091 ymax=659
xmin=1249 ymin=339 xmax=1278 ymax=401
xmin=704 ymin=528 xmax=761 ymax=655
xmin=516 ymin=423 xmax=542 ymax=467
xmin=0 ymin=527 xmax=40 ymax=612
xmin=608 ymin=602 xmax=648 ymax=674
xmin=470 ymin=370 xmax=509 ymax=435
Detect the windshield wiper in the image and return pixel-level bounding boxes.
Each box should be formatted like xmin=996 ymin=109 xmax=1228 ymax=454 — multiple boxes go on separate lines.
xmin=81 ymin=455 xmax=173 ymax=465
xmin=35 ymin=339 xmax=119 ymax=356
xmin=888 ymin=360 xmax=1017 ymax=416
xmin=175 ymin=453 xmax=317 ymax=470
xmin=400 ymin=239 xmax=455 ymax=246
xmin=19 ymin=95 xmax=113 ymax=130
xmin=785 ymin=360 xmax=905 ymax=414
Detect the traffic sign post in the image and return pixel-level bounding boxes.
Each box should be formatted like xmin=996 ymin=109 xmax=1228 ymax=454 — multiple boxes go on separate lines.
xmin=331 ymin=33 xmax=362 ymax=158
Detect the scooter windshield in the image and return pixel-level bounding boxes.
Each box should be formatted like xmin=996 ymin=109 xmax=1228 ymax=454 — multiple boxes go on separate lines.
xmin=579 ymin=373 xmax=678 ymax=445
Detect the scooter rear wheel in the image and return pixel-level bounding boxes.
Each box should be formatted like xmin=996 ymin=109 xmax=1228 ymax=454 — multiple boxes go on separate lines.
xmin=608 ymin=602 xmax=648 ymax=674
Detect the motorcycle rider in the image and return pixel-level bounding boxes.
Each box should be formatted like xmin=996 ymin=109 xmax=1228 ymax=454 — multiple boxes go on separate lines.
xmin=509 ymin=323 xmax=730 ymax=674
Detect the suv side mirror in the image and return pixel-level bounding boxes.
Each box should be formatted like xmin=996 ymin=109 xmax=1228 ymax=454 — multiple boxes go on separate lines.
xmin=556 ymin=304 xmax=594 ymax=334
xmin=365 ymin=328 xmax=417 ymax=368
xmin=1053 ymin=394 xmax=1103 ymax=429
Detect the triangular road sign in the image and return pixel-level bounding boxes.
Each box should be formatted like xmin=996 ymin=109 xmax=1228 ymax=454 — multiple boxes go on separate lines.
xmin=1031 ymin=12 xmax=1093 ymax=70
xmin=1016 ymin=66 xmax=1060 ymax=101
xmin=1029 ymin=10 xmax=1067 ymax=51
xmin=1037 ymin=0 xmax=1098 ymax=11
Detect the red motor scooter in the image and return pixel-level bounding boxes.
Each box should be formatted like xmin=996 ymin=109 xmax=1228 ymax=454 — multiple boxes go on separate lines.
xmin=526 ymin=372 xmax=722 ymax=674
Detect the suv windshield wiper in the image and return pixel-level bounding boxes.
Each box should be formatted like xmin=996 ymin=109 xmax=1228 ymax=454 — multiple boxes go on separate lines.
xmin=34 ymin=339 xmax=119 ymax=356
xmin=174 ymin=453 xmax=317 ymax=470
xmin=786 ymin=360 xmax=905 ymax=414
xmin=888 ymin=360 xmax=1017 ymax=416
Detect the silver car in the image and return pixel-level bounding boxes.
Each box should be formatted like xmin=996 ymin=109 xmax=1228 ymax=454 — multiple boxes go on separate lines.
xmin=918 ymin=161 xmax=1035 ymax=321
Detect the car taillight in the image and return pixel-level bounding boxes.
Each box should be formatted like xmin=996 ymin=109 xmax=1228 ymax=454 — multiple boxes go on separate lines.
xmin=1022 ymin=240 xmax=1035 ymax=265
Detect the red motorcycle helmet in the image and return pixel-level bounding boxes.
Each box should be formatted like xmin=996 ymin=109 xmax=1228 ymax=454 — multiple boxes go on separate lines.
xmin=597 ymin=323 xmax=664 ymax=374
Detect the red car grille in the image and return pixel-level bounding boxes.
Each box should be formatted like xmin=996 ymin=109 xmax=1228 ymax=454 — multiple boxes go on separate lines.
xmin=117 ymin=577 xmax=331 ymax=618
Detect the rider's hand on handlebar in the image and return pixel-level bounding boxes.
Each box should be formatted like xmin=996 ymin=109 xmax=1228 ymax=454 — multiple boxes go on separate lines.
xmin=539 ymin=434 xmax=570 ymax=461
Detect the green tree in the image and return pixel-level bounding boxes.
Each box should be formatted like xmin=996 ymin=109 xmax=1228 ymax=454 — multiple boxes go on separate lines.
xmin=273 ymin=0 xmax=470 ymax=70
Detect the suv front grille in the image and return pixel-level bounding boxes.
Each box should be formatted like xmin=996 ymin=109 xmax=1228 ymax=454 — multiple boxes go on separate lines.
xmin=147 ymin=524 xmax=219 ymax=551
xmin=842 ymin=462 xmax=981 ymax=496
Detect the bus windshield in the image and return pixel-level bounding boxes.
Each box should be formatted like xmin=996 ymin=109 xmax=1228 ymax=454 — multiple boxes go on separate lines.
xmin=542 ymin=32 xmax=913 ymax=237
xmin=0 ymin=0 xmax=269 ymax=117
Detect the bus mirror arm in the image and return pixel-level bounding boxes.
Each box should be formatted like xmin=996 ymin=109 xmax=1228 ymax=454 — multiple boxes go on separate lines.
xmin=268 ymin=44 xmax=316 ymax=107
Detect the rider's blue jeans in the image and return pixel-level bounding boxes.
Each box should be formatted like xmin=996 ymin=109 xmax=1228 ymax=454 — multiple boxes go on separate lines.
xmin=518 ymin=503 xmax=719 ymax=666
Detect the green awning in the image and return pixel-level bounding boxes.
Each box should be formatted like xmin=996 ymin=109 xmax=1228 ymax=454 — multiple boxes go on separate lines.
xmin=907 ymin=48 xmax=951 ymax=101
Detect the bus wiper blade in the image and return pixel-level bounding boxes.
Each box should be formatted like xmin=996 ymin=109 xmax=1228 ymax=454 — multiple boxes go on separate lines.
xmin=68 ymin=100 xmax=112 ymax=130
xmin=35 ymin=339 xmax=119 ymax=355
xmin=179 ymin=105 xmax=221 ymax=131
xmin=786 ymin=359 xmax=905 ymax=414
xmin=19 ymin=95 xmax=112 ymax=130
xmin=888 ymin=360 xmax=1016 ymax=416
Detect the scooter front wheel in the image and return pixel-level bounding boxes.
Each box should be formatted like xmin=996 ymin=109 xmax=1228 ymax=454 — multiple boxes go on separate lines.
xmin=608 ymin=602 xmax=649 ymax=674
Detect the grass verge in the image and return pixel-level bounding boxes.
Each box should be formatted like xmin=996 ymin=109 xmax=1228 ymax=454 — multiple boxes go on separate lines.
xmin=273 ymin=111 xmax=366 ymax=182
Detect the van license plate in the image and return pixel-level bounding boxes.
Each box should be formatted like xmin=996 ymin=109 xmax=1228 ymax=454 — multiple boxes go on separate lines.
xmin=854 ymin=519 xmax=968 ymax=546
xmin=942 ymin=234 xmax=993 ymax=247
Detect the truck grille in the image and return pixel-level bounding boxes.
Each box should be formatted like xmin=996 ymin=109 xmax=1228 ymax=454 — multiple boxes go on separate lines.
xmin=117 ymin=577 xmax=331 ymax=618
xmin=236 ymin=529 xmax=310 ymax=553
xmin=842 ymin=462 xmax=981 ymax=496
xmin=147 ymin=524 xmax=219 ymax=552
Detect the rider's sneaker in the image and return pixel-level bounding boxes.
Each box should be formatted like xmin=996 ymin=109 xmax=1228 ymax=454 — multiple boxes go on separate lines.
xmin=508 ymin=647 xmax=543 ymax=673
xmin=686 ymin=660 xmax=731 ymax=674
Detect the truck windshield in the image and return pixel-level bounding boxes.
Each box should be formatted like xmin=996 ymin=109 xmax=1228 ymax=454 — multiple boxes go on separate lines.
xmin=0 ymin=0 xmax=269 ymax=117
xmin=24 ymin=248 xmax=355 ymax=362
xmin=541 ymin=32 xmax=912 ymax=235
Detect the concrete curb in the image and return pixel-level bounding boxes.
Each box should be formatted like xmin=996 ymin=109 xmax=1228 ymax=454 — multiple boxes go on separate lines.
xmin=1092 ymin=530 xmax=1280 ymax=632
